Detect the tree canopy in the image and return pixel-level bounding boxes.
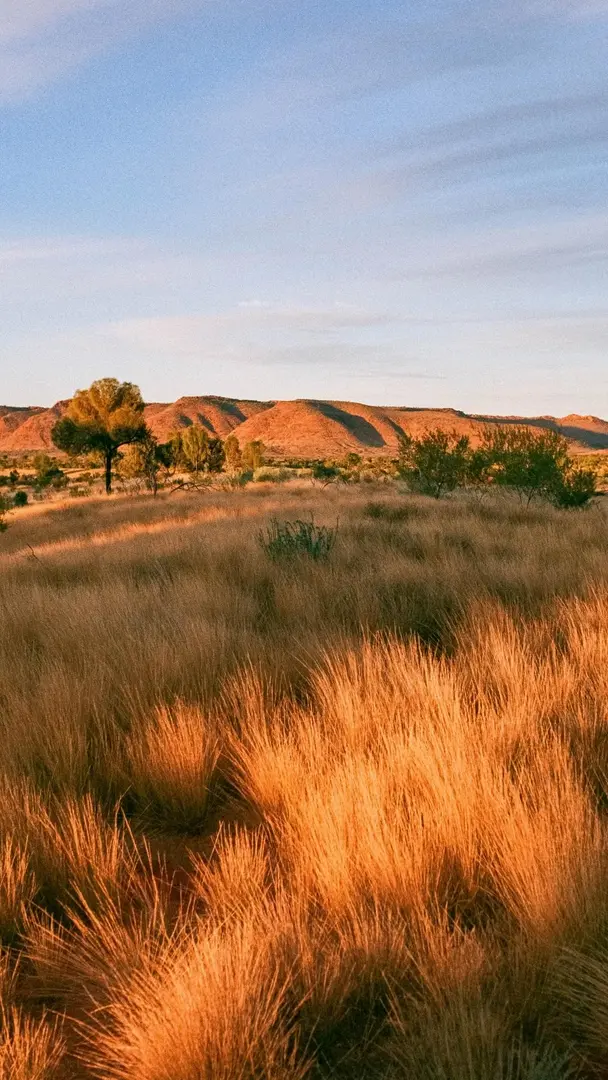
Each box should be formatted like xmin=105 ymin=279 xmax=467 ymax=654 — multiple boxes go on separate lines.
xmin=52 ymin=378 xmax=147 ymax=494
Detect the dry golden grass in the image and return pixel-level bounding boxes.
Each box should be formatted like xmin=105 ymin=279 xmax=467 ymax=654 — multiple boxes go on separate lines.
xmin=1 ymin=481 xmax=608 ymax=1078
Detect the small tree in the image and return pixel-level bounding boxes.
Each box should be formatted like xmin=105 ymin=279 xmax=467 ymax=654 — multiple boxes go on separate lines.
xmin=242 ymin=440 xmax=265 ymax=471
xmin=175 ymin=425 xmax=209 ymax=476
xmin=32 ymin=453 xmax=65 ymax=491
xmin=224 ymin=434 xmax=242 ymax=473
xmin=119 ymin=435 xmax=173 ymax=495
xmin=549 ymin=462 xmax=598 ymax=508
xmin=51 ymin=378 xmax=147 ymax=494
xmin=207 ymin=437 xmax=226 ymax=474
xmin=483 ymin=427 xmax=566 ymax=505
xmin=312 ymin=462 xmax=340 ymax=486
xmin=397 ymin=429 xmax=470 ymax=498
xmin=462 ymin=435 xmax=497 ymax=495
xmin=0 ymin=494 xmax=10 ymax=531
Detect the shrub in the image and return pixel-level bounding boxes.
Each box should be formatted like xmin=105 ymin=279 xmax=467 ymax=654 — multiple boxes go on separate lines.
xmin=311 ymin=463 xmax=340 ymax=485
xmin=0 ymin=496 xmax=9 ymax=532
xmin=32 ymin=453 xmax=66 ymax=491
xmin=224 ymin=434 xmax=243 ymax=473
xmin=13 ymin=491 xmax=28 ymax=508
xmin=481 ymin=426 xmax=570 ymax=505
xmin=221 ymin=470 xmax=253 ymax=490
xmin=549 ymin=463 xmax=598 ymax=509
xmin=397 ymin=429 xmax=470 ymax=498
xmin=118 ymin=436 xmax=173 ymax=495
xmin=242 ymin=440 xmax=266 ymax=471
xmin=253 ymin=467 xmax=293 ymax=484
xmin=258 ymin=517 xmax=337 ymax=560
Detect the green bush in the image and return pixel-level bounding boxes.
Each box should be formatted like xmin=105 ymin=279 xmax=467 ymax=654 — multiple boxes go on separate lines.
xmin=398 ymin=429 xmax=470 ymax=498
xmin=482 ymin=427 xmax=598 ymax=508
xmin=549 ymin=464 xmax=598 ymax=508
xmin=311 ymin=463 xmax=340 ymax=484
xmin=13 ymin=490 xmax=28 ymax=507
xmin=395 ymin=426 xmax=598 ymax=508
xmin=258 ymin=517 xmax=337 ymax=560
xmin=253 ymin=467 xmax=294 ymax=483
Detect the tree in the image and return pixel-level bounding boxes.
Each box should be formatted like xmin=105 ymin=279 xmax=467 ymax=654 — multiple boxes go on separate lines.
xmin=224 ymin=434 xmax=242 ymax=473
xmin=242 ymin=440 xmax=265 ymax=471
xmin=207 ymin=437 xmax=226 ymax=474
xmin=483 ymin=427 xmax=569 ymax=506
xmin=397 ymin=429 xmax=470 ymax=498
xmin=32 ymin=453 xmax=65 ymax=491
xmin=548 ymin=462 xmax=598 ymax=508
xmin=468 ymin=426 xmax=597 ymax=508
xmin=118 ymin=435 xmax=173 ymax=495
xmin=311 ymin=462 xmax=340 ymax=485
xmin=0 ymin=494 xmax=10 ymax=531
xmin=51 ymin=378 xmax=147 ymax=494
xmin=175 ymin=425 xmax=210 ymax=476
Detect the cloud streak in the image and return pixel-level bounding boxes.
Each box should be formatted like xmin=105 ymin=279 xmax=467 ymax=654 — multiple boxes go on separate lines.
xmin=0 ymin=0 xmax=204 ymax=101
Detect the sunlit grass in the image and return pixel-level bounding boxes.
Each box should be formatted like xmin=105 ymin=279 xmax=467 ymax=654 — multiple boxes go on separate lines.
xmin=0 ymin=482 xmax=607 ymax=1077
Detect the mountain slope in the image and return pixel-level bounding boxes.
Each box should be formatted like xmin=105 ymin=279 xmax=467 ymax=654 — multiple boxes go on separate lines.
xmin=1 ymin=396 xmax=607 ymax=457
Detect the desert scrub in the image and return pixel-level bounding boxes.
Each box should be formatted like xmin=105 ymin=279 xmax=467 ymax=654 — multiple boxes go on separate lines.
xmin=258 ymin=516 xmax=337 ymax=560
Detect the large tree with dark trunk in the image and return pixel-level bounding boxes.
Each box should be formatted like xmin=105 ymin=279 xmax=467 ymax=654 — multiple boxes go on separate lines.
xmin=51 ymin=378 xmax=147 ymax=494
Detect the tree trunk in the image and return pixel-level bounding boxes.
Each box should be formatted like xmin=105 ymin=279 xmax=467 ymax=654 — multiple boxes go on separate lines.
xmin=105 ymin=450 xmax=113 ymax=495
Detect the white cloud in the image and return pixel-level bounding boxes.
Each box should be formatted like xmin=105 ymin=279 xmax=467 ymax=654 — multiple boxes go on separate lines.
xmin=0 ymin=0 xmax=204 ymax=102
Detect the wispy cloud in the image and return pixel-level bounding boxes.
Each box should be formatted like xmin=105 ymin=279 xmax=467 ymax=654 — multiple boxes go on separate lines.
xmin=0 ymin=0 xmax=203 ymax=101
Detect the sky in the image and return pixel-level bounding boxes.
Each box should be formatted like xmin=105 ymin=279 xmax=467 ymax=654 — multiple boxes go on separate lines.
xmin=0 ymin=0 xmax=606 ymax=415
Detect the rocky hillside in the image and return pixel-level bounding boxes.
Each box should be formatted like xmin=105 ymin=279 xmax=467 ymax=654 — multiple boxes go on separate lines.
xmin=1 ymin=396 xmax=606 ymax=457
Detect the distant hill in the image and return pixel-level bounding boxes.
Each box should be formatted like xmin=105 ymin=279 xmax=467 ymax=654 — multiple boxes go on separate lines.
xmin=1 ymin=395 xmax=607 ymax=457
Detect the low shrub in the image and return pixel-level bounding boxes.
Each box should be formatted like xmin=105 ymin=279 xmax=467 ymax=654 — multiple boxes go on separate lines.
xmin=0 ymin=496 xmax=9 ymax=532
xmin=549 ymin=464 xmax=599 ymax=508
xmin=311 ymin=463 xmax=340 ymax=485
xmin=258 ymin=516 xmax=337 ymax=560
xmin=13 ymin=491 xmax=28 ymax=508
xmin=253 ymin=467 xmax=295 ymax=484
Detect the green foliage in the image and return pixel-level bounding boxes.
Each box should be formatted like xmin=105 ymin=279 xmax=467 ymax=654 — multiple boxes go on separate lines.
xmin=242 ymin=439 xmax=265 ymax=471
xmin=51 ymin=378 xmax=147 ymax=494
xmin=171 ymin=426 xmax=226 ymax=477
xmin=118 ymin=435 xmax=173 ymax=494
xmin=32 ymin=453 xmax=66 ymax=491
xmin=481 ymin=427 xmax=563 ymax=503
xmin=482 ymin=426 xmax=597 ymax=507
xmin=258 ymin=516 xmax=337 ymax=561
xmin=0 ymin=494 xmax=9 ymax=531
xmin=223 ymin=434 xmax=242 ymax=472
xmin=221 ymin=469 xmax=253 ymax=490
xmin=207 ymin=436 xmax=226 ymax=474
xmin=549 ymin=463 xmax=598 ymax=508
xmin=253 ymin=466 xmax=294 ymax=483
xmin=398 ymin=429 xmax=470 ymax=498
xmin=13 ymin=490 xmax=28 ymax=507
xmin=395 ymin=425 xmax=598 ymax=508
xmin=311 ymin=462 xmax=340 ymax=484
xmin=175 ymin=424 xmax=210 ymax=475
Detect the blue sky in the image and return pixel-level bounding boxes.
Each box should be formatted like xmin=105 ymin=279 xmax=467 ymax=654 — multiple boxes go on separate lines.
xmin=1 ymin=0 xmax=607 ymax=414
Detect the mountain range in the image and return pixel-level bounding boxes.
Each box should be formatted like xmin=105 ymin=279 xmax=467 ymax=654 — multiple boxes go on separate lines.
xmin=1 ymin=397 xmax=607 ymax=458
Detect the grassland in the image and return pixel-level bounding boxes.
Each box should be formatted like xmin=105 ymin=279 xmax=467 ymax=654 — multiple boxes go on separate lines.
xmin=1 ymin=481 xmax=608 ymax=1078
